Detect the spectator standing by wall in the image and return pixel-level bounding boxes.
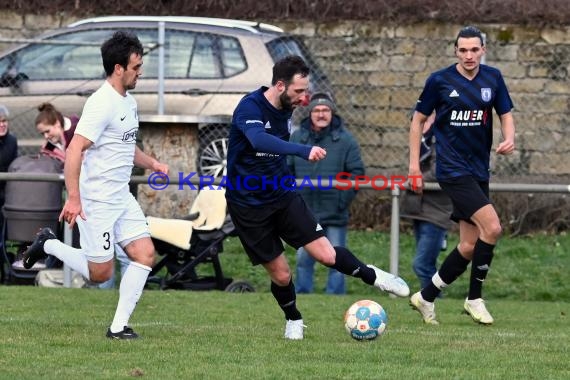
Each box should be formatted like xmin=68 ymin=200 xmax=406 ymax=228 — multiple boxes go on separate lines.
xmin=400 ymin=113 xmax=453 ymax=290
xmin=0 ymin=105 xmax=18 ymax=237
xmin=288 ymin=93 xmax=365 ymax=294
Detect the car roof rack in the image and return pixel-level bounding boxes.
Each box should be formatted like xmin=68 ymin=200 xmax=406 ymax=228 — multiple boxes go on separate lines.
xmin=68 ymin=16 xmax=284 ymax=34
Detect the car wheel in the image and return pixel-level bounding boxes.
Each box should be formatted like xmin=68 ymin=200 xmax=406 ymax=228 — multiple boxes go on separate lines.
xmin=198 ymin=126 xmax=228 ymax=178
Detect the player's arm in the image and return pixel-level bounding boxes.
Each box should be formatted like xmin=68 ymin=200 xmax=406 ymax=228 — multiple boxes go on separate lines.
xmin=423 ymin=112 xmax=436 ymax=134
xmin=496 ymin=111 xmax=515 ymax=155
xmin=244 ymin=125 xmax=313 ymax=157
xmin=245 ymin=127 xmax=326 ymax=161
xmin=494 ymin=72 xmax=515 ymax=155
xmin=134 ymin=145 xmax=169 ymax=174
xmin=235 ymin=103 xmax=317 ymax=160
xmin=60 ymin=134 xmax=92 ymax=226
xmin=409 ymin=111 xmax=428 ymax=193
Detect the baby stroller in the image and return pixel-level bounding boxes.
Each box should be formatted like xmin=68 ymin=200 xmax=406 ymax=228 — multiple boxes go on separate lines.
xmin=146 ymin=187 xmax=254 ymax=292
xmin=1 ymin=155 xmax=63 ymax=284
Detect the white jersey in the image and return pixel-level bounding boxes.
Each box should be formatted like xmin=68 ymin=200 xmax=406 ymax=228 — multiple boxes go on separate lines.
xmin=75 ymin=81 xmax=138 ymax=203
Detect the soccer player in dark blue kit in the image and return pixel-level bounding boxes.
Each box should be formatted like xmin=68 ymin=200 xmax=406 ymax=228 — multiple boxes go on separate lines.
xmin=226 ymin=55 xmax=410 ymax=340
xmin=408 ymin=26 xmax=516 ymax=325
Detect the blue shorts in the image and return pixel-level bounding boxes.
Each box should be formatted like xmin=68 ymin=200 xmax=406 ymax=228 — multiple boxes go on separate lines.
xmin=439 ymin=176 xmax=491 ymax=224
xmin=227 ymin=192 xmax=325 ymax=265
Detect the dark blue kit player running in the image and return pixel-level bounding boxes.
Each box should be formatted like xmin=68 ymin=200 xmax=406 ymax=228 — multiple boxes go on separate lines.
xmin=408 ymin=26 xmax=516 ymax=325
xmin=226 ymin=55 xmax=410 ymax=340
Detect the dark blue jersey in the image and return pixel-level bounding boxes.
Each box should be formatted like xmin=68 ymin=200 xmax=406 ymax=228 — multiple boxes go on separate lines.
xmin=226 ymin=87 xmax=312 ymax=207
xmin=415 ymin=64 xmax=514 ymax=181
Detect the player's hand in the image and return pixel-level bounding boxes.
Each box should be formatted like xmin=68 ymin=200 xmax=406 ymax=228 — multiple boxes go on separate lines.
xmin=152 ymin=161 xmax=169 ymax=175
xmin=59 ymin=196 xmax=86 ymax=228
xmin=407 ymin=169 xmax=423 ymax=194
xmin=496 ymin=139 xmax=515 ymax=155
xmin=308 ymin=146 xmax=326 ymax=161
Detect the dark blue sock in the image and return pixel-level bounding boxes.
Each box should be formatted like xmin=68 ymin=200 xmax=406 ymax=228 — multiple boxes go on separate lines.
xmin=271 ymin=279 xmax=302 ymax=320
xmin=422 ymin=247 xmax=470 ymax=302
xmin=329 ymin=246 xmax=375 ymax=285
xmin=468 ymin=239 xmax=495 ymax=300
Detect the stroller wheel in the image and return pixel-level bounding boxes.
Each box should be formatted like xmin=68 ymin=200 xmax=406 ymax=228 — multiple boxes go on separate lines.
xmin=225 ymin=280 xmax=255 ymax=293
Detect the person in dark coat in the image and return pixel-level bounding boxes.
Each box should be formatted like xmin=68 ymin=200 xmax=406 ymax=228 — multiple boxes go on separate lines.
xmin=288 ymin=92 xmax=365 ymax=294
xmin=0 ymin=104 xmax=18 ymax=236
xmin=401 ymin=113 xmax=453 ymax=290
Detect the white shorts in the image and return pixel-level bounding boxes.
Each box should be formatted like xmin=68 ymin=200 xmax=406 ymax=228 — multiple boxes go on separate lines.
xmin=76 ymin=193 xmax=150 ymax=263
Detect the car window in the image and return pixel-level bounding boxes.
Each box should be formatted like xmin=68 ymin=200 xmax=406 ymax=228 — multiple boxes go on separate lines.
xmin=0 ymin=28 xmax=190 ymax=81
xmin=266 ymin=37 xmax=306 ymax=62
xmin=5 ymin=30 xmax=112 ymax=80
xmin=219 ymin=36 xmax=246 ymax=77
xmin=189 ymin=34 xmax=220 ymax=78
xmin=188 ymin=33 xmax=246 ymax=79
xmin=135 ymin=30 xmax=246 ymax=79
xmin=266 ymin=37 xmax=330 ymax=90
xmin=165 ymin=31 xmax=193 ymax=77
xmin=0 ymin=27 xmax=247 ymax=82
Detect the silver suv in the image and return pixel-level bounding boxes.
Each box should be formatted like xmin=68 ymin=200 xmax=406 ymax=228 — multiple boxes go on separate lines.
xmin=0 ymin=16 xmax=330 ymax=176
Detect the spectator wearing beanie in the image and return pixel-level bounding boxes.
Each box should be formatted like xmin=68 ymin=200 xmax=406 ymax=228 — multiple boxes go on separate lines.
xmin=288 ymin=93 xmax=365 ymax=295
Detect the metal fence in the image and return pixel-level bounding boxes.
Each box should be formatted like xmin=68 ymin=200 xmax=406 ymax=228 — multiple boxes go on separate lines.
xmin=1 ymin=21 xmax=569 ymax=182
xmin=2 ymin=173 xmax=569 ymax=287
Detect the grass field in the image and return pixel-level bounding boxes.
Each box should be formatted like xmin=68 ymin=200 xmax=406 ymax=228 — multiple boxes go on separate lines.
xmin=219 ymin=230 xmax=570 ymax=301
xmin=1 ymin=231 xmax=569 ymax=379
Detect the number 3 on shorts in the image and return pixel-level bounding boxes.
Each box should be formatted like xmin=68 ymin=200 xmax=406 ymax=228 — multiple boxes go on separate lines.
xmin=102 ymin=232 xmax=111 ymax=250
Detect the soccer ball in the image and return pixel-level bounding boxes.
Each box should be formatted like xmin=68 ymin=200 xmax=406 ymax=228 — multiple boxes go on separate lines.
xmin=344 ymin=299 xmax=388 ymax=340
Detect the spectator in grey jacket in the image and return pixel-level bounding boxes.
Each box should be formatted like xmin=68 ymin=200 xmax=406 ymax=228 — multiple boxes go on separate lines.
xmin=401 ymin=113 xmax=453 ymax=290
xmin=288 ymin=93 xmax=365 ymax=294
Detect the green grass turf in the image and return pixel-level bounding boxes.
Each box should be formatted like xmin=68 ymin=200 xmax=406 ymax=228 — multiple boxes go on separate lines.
xmin=1 ymin=231 xmax=568 ymax=379
xmin=0 ymin=289 xmax=567 ymax=379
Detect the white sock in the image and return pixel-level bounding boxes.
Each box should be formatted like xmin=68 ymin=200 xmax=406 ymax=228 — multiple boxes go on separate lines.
xmin=431 ymin=272 xmax=448 ymax=290
xmin=110 ymin=261 xmax=151 ymax=333
xmin=44 ymin=239 xmax=90 ymax=280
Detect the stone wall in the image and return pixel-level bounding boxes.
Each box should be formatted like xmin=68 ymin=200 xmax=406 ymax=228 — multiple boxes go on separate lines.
xmin=276 ymin=21 xmax=570 ymax=178
xmin=137 ymin=122 xmax=199 ymax=217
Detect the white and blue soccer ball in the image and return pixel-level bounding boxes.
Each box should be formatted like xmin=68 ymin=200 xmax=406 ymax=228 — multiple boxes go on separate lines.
xmin=344 ymin=299 xmax=388 ymax=340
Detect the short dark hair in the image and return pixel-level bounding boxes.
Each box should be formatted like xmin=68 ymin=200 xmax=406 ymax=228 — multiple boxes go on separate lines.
xmin=101 ymin=31 xmax=144 ymax=76
xmin=271 ymin=55 xmax=310 ymax=86
xmin=455 ymin=26 xmax=484 ymax=47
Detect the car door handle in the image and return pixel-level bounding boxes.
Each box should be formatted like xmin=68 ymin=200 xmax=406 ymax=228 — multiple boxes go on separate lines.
xmin=76 ymin=90 xmax=95 ymax=97
xmin=182 ymin=88 xmax=208 ymax=96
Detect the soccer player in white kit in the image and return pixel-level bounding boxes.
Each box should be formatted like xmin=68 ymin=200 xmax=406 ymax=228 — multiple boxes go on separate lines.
xmin=23 ymin=31 xmax=169 ymax=339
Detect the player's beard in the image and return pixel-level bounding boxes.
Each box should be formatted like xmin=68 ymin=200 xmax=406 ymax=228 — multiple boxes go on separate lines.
xmin=126 ymin=79 xmax=137 ymax=90
xmin=279 ymin=90 xmax=294 ymax=112
xmin=123 ymin=75 xmax=138 ymax=91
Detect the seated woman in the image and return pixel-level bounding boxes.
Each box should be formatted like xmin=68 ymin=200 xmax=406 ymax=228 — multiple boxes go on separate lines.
xmin=35 ymin=102 xmax=79 ymax=162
